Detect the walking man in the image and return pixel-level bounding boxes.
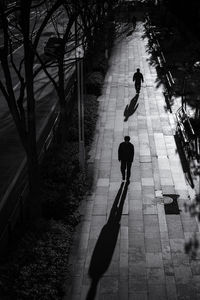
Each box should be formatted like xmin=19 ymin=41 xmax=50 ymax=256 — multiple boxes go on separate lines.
xmin=133 ymin=68 xmax=144 ymax=94
xmin=118 ymin=136 xmax=134 ymax=183
xmin=132 ymin=15 xmax=137 ymax=30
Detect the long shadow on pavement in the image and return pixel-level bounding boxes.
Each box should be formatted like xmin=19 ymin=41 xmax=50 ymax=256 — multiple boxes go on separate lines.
xmin=124 ymin=94 xmax=139 ymax=122
xmin=86 ymin=182 xmax=129 ymax=300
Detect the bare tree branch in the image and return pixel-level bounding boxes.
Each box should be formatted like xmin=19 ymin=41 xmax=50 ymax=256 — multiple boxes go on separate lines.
xmin=33 ymin=50 xmax=59 ymax=93
xmin=33 ymin=0 xmax=63 ymax=49
xmin=31 ymin=0 xmax=46 ymax=9
xmin=0 ymin=79 xmax=9 ymax=101
xmin=9 ymin=40 xmax=24 ymax=82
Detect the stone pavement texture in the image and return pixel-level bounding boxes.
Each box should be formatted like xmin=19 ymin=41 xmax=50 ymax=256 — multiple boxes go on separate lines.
xmin=64 ymin=21 xmax=200 ymax=300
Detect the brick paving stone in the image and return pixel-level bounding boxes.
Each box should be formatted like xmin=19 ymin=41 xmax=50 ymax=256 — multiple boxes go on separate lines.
xmin=146 ymin=252 xmax=163 ymax=268
xmin=64 ymin=20 xmax=200 ymax=300
xmin=147 ymin=267 xmax=165 ymax=285
xmin=193 ymin=275 xmax=200 ymax=294
xmin=139 ymin=155 xmax=152 ymax=163
xmin=119 ymin=277 xmax=128 ymax=300
xmin=144 ymin=215 xmax=160 ymax=232
xmin=170 ymin=238 xmax=185 ymax=253
xmin=93 ymin=202 xmax=108 ymax=216
xmin=129 ymin=292 xmax=148 ymax=300
xmin=143 ymin=203 xmax=157 ymax=215
xmin=162 ymin=185 xmax=176 ymax=195
xmin=141 ymin=162 xmax=153 ymax=177
xmin=166 ymin=215 xmax=184 ymax=239
xmin=191 ymin=261 xmax=200 ymax=276
xmin=129 ymin=200 xmax=143 ymax=213
xmin=166 ymin=276 xmax=178 ymax=300
xmin=141 ymin=177 xmax=154 ymax=186
xmin=120 ymin=253 xmax=128 ymax=277
xmin=176 ymin=283 xmax=196 ymax=300
xmin=148 ymin=284 xmax=167 ymax=300
xmin=174 ymin=265 xmax=193 ymax=285
xmin=145 ymin=235 xmax=162 ymax=252
xmin=129 ymin=275 xmax=148 ymax=293
xmin=129 ymin=220 xmax=144 ymax=233
xmin=100 ymin=276 xmax=119 ymax=294
xmin=99 ymin=294 xmax=118 ymax=300
xmin=181 ymin=215 xmax=199 ymax=233
xmin=171 ymin=252 xmax=190 ymax=267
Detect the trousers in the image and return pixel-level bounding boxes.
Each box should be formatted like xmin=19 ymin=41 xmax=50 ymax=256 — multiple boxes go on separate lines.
xmin=120 ymin=161 xmax=132 ymax=180
xmin=135 ymin=82 xmax=141 ymax=93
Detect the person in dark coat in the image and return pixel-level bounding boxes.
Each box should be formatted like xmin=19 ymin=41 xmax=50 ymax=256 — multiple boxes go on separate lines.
xmin=118 ymin=136 xmax=134 ymax=182
xmin=133 ymin=68 xmax=144 ymax=93
xmin=132 ymin=15 xmax=137 ymax=30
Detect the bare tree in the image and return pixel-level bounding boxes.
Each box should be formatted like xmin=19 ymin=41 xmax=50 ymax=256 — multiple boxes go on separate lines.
xmin=0 ymin=0 xmax=119 ymax=217
xmin=0 ymin=0 xmax=64 ymax=216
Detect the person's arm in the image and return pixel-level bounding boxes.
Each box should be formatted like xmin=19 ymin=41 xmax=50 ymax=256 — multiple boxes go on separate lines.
xmin=133 ymin=74 xmax=135 ymax=82
xmin=130 ymin=144 xmax=134 ymax=161
xmin=118 ymin=144 xmax=122 ymax=161
xmin=141 ymin=74 xmax=144 ymax=82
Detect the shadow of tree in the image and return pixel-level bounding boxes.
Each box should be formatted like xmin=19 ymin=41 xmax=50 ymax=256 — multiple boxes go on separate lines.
xmin=142 ymin=13 xmax=200 ymax=109
xmin=86 ymin=182 xmax=129 ymax=300
xmin=124 ymin=94 xmax=139 ymax=121
xmin=174 ymin=132 xmax=195 ymax=188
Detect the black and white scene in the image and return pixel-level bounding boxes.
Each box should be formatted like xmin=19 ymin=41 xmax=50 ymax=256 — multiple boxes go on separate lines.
xmin=1 ymin=0 xmax=200 ymax=299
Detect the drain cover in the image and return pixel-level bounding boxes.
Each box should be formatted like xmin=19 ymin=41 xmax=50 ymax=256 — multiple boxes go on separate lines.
xmin=163 ymin=194 xmax=180 ymax=215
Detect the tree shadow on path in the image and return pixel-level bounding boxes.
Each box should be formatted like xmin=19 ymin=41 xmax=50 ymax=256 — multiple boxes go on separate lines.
xmin=124 ymin=94 xmax=139 ymax=122
xmin=86 ymin=182 xmax=129 ymax=300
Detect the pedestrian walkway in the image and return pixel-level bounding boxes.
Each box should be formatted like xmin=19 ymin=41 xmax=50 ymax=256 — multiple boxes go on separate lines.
xmin=64 ymin=21 xmax=200 ymax=300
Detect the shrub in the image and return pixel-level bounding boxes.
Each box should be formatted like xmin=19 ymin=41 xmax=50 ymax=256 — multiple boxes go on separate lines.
xmin=92 ymin=55 xmax=108 ymax=75
xmin=0 ymin=219 xmax=72 ymax=300
xmin=67 ymin=94 xmax=99 ymax=146
xmin=41 ymin=141 xmax=85 ymax=220
xmin=85 ymin=71 xmax=104 ymax=96
xmin=84 ymin=94 xmax=99 ymax=145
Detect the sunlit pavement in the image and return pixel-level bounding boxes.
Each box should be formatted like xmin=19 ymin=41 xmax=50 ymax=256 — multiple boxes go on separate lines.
xmin=64 ymin=21 xmax=200 ymax=300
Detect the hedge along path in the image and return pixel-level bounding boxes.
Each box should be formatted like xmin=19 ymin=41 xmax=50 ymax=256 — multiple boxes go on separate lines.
xmin=64 ymin=20 xmax=199 ymax=300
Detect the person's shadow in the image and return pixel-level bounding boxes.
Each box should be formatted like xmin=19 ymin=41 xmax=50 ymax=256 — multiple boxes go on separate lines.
xmin=86 ymin=182 xmax=129 ymax=300
xmin=124 ymin=94 xmax=139 ymax=121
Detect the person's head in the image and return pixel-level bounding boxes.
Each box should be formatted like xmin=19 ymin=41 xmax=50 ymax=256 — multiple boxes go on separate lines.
xmin=137 ymin=68 xmax=140 ymax=72
xmin=124 ymin=136 xmax=130 ymax=142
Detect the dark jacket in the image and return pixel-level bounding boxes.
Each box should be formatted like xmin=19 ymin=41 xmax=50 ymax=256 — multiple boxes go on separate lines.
xmin=118 ymin=141 xmax=134 ymax=162
xmin=133 ymin=72 xmax=144 ymax=84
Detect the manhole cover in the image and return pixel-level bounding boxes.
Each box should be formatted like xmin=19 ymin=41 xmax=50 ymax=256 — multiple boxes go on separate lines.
xmin=163 ymin=194 xmax=180 ymax=215
xmin=163 ymin=197 xmax=173 ymax=204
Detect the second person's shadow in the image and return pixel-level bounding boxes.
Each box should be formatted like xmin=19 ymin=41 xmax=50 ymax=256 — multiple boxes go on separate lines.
xmin=86 ymin=182 xmax=129 ymax=300
xmin=124 ymin=94 xmax=139 ymax=121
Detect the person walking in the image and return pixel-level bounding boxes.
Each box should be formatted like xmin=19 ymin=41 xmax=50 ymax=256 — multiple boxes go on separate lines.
xmin=132 ymin=15 xmax=137 ymax=30
xmin=118 ymin=136 xmax=134 ymax=183
xmin=133 ymin=68 xmax=144 ymax=94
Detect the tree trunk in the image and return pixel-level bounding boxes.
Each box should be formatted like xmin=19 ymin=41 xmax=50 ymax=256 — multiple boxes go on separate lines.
xmin=24 ymin=34 xmax=41 ymax=218
xmin=57 ymin=56 xmax=67 ymax=145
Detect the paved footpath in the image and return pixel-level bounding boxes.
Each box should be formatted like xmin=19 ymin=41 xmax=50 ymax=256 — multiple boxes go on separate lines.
xmin=64 ymin=21 xmax=200 ymax=300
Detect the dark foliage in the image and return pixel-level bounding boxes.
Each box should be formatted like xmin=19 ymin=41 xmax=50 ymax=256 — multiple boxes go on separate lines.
xmin=67 ymin=94 xmax=99 ymax=145
xmin=0 ymin=220 xmax=72 ymax=300
xmin=85 ymin=71 xmax=104 ymax=96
